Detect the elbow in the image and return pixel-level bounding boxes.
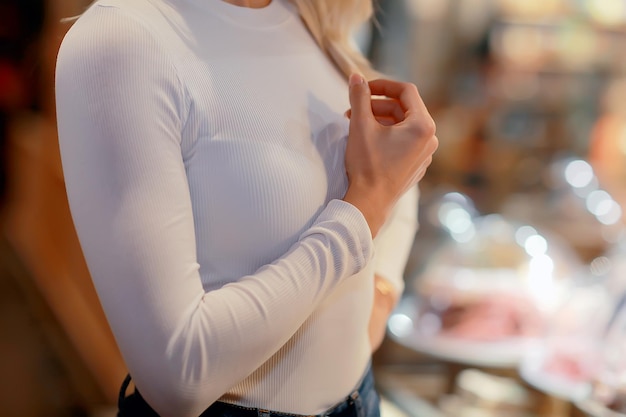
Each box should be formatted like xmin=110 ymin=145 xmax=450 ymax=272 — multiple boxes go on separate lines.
xmin=124 ymin=313 xmax=222 ymax=417
xmin=140 ymin=381 xmax=211 ymax=417
xmin=130 ymin=359 xmax=219 ymax=417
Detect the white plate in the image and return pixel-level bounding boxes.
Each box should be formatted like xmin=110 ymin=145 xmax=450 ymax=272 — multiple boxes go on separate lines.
xmin=576 ymin=399 xmax=626 ymax=417
xmin=387 ymin=296 xmax=540 ymax=368
xmin=518 ymin=346 xmax=592 ymax=401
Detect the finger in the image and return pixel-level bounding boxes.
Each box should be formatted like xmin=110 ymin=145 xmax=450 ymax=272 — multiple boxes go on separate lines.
xmin=368 ymin=79 xmax=424 ymax=114
xmin=414 ymin=139 xmax=438 ymax=174
xmin=412 ymin=156 xmax=433 ymax=184
xmin=408 ymin=137 xmax=437 ymax=175
xmin=375 ymin=116 xmax=396 ymax=126
xmin=345 ymin=99 xmax=404 ymax=122
xmin=370 ymin=99 xmax=406 ymax=123
xmin=348 ymin=73 xmax=375 ymax=122
xmin=426 ymin=134 xmax=440 ymax=155
xmin=419 ymin=155 xmax=433 ymax=172
xmin=369 ymin=80 xmax=435 ymax=132
xmin=345 ymin=112 xmax=399 ymax=126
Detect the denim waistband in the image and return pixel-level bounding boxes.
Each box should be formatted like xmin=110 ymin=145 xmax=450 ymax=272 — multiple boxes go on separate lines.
xmin=118 ymin=363 xmax=378 ymax=417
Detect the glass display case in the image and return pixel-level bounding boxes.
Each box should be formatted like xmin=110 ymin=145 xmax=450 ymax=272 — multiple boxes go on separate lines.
xmin=576 ymin=292 xmax=626 ymax=416
xmin=561 ymin=240 xmax=626 ymax=416
xmin=388 ymin=193 xmax=582 ymax=368
xmin=501 ymin=157 xmax=624 ymax=263
xmin=518 ymin=273 xmax=616 ymax=401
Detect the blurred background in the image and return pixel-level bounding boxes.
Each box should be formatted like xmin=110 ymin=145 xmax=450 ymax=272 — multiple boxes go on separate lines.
xmin=1 ymin=0 xmax=626 ymax=416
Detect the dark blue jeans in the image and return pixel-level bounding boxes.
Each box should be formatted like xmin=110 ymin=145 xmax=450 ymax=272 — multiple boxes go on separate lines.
xmin=118 ymin=365 xmax=381 ymax=417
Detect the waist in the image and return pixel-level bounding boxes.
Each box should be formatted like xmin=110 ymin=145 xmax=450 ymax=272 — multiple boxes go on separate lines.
xmin=208 ymin=363 xmax=378 ymax=417
xmin=119 ymin=363 xmax=378 ymax=417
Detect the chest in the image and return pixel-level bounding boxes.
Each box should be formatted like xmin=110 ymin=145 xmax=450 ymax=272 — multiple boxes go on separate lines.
xmin=176 ymin=31 xmax=351 ymax=269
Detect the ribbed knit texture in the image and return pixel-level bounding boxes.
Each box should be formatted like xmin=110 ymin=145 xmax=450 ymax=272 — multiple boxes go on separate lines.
xmin=55 ymin=0 xmax=417 ymax=416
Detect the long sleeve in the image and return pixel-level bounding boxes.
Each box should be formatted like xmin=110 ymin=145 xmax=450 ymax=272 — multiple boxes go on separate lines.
xmin=55 ymin=7 xmax=373 ymax=417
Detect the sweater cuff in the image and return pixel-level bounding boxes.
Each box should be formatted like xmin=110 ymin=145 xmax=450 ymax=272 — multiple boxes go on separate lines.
xmin=304 ymin=199 xmax=374 ymax=275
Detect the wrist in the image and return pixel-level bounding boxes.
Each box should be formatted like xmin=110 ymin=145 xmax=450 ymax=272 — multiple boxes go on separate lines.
xmin=342 ymin=186 xmax=389 ymax=238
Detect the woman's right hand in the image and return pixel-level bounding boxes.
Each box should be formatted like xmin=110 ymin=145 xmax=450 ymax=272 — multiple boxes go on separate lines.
xmin=343 ymin=74 xmax=439 ymax=238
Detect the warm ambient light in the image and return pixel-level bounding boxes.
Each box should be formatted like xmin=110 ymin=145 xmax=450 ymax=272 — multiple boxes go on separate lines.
xmin=587 ymin=0 xmax=626 ymax=26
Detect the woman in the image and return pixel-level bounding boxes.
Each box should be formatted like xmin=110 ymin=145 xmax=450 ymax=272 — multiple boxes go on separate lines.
xmin=55 ymin=0 xmax=438 ymax=416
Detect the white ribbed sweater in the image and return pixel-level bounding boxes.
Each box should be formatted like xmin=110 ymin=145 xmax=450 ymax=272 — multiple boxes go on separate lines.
xmin=55 ymin=0 xmax=418 ymax=416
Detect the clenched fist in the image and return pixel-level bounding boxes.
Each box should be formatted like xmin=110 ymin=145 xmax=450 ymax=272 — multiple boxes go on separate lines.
xmin=343 ymin=74 xmax=438 ymax=237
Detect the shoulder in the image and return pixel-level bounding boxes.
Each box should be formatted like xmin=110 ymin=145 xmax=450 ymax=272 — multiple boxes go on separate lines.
xmin=56 ymin=0 xmax=187 ymax=92
xmin=55 ymin=0 xmax=190 ymax=123
xmin=58 ymin=0 xmax=178 ymax=69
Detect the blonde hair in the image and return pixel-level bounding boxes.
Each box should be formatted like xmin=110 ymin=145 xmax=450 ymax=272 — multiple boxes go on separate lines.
xmin=290 ymin=0 xmax=379 ymax=80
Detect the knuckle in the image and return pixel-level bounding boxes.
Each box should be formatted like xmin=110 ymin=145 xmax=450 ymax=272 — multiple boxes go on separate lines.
xmin=407 ymin=117 xmax=436 ymax=138
xmin=429 ymin=135 xmax=439 ymax=153
xmin=405 ymin=123 xmax=421 ymax=137
xmin=422 ymin=117 xmax=437 ymax=137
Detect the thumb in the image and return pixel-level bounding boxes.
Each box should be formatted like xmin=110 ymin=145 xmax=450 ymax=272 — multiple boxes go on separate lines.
xmin=348 ymin=73 xmax=374 ymax=121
